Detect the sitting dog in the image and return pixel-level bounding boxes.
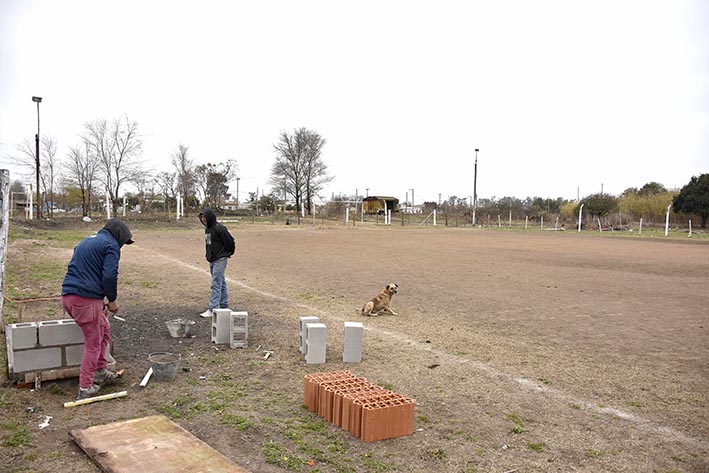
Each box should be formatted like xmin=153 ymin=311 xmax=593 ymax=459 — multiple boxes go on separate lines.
xmin=361 ymin=283 xmax=398 ymax=316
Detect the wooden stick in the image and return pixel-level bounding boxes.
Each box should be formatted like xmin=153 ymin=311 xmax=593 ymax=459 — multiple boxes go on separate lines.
xmin=139 ymin=367 xmax=153 ymax=387
xmin=64 ymin=390 xmax=128 ymax=408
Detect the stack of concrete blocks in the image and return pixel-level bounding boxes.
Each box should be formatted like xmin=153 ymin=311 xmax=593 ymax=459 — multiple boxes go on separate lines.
xmin=299 ymin=316 xmax=319 ymax=354
xmin=343 ymin=322 xmax=364 ymax=363
xmin=303 ymin=370 xmax=415 ymax=442
xmin=5 ymin=319 xmax=114 ymax=383
xmin=211 ymin=309 xmax=232 ymax=344
xmin=229 ymin=311 xmax=248 ymax=348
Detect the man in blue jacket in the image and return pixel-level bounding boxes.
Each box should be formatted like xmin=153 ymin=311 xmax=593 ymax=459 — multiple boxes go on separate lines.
xmin=198 ymin=208 xmax=235 ymax=318
xmin=61 ymin=218 xmax=134 ymax=400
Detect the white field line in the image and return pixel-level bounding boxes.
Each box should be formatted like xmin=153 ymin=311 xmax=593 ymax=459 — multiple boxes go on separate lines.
xmin=146 ymin=248 xmax=707 ymax=450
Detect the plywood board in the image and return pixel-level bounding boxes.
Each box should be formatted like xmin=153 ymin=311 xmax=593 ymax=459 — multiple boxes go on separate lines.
xmin=69 ymin=415 xmax=249 ymax=473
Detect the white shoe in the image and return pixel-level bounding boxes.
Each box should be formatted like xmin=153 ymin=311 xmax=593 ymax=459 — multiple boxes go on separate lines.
xmin=199 ymin=309 xmax=213 ymax=318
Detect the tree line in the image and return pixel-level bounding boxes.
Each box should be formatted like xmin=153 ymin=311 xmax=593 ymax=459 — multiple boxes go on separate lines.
xmin=7 ymin=116 xmax=331 ymax=218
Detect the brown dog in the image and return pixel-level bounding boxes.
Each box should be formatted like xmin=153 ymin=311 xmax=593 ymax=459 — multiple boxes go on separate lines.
xmin=361 ymin=283 xmax=398 ymax=316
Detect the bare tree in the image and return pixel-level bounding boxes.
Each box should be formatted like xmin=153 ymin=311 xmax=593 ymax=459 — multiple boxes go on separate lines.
xmin=269 ymin=128 xmax=331 ymax=215
xmin=9 ymin=135 xmax=61 ymax=217
xmin=38 ymin=136 xmax=60 ymax=217
xmin=155 ymin=171 xmax=177 ymax=212
xmin=9 ymin=137 xmax=38 ymax=179
xmin=171 ymin=144 xmax=196 ymax=206
xmin=65 ymin=141 xmax=99 ymax=216
xmin=194 ymin=160 xmax=237 ymax=209
xmin=83 ymin=116 xmax=144 ymax=213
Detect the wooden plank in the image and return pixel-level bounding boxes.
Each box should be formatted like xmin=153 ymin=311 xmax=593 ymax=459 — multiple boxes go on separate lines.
xmin=64 ymin=390 xmax=128 ymax=408
xmin=69 ymin=415 xmax=250 ymax=473
xmin=21 ymin=352 xmax=116 ymax=383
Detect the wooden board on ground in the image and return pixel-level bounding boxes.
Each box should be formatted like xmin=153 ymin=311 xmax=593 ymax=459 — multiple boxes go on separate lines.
xmin=68 ymin=415 xmax=250 ymax=473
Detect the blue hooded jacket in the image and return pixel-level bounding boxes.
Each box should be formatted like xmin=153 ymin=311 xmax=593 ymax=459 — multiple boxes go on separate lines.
xmin=61 ymin=219 xmax=133 ymax=302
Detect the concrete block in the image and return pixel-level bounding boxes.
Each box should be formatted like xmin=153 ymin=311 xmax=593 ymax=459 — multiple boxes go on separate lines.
xmin=38 ymin=319 xmax=83 ymax=346
xmin=11 ymin=347 xmax=63 ymax=373
xmin=299 ymin=316 xmax=319 ymax=354
xmin=212 ymin=309 xmax=231 ymax=344
xmin=7 ymin=322 xmax=38 ymax=350
xmin=305 ymin=323 xmax=326 ymax=364
xmin=65 ymin=344 xmax=114 ymax=367
xmin=343 ymin=322 xmax=364 ymax=363
xmin=65 ymin=344 xmax=84 ymax=366
xmin=230 ymin=311 xmax=248 ymax=348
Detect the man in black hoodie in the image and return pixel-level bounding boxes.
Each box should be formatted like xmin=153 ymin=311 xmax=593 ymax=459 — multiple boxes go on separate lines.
xmin=198 ymin=208 xmax=236 ymax=318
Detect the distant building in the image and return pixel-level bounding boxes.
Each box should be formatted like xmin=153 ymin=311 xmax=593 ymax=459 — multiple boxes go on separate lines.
xmin=362 ymin=196 xmax=400 ymax=214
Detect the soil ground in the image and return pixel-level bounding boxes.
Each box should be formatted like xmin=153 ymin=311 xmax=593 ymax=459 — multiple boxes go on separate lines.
xmin=1 ymin=218 xmax=707 ymax=473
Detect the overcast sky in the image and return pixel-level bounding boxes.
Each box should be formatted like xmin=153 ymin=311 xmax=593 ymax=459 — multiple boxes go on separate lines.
xmin=1 ymin=0 xmax=707 ymax=205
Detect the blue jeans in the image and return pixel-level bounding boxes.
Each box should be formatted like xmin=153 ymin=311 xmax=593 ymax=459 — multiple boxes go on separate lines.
xmin=209 ymin=257 xmax=229 ymax=310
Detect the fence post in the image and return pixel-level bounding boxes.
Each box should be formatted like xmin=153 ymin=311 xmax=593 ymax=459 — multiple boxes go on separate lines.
xmin=0 ymin=169 xmax=10 ymax=333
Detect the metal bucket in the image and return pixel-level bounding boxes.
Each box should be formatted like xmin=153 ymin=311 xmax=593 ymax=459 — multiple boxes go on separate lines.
xmin=148 ymin=352 xmax=181 ymax=381
xmin=165 ymin=319 xmax=195 ymax=338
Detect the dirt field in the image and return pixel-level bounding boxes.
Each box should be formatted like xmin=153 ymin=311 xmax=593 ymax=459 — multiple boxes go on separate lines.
xmin=1 ymin=219 xmax=708 ymax=473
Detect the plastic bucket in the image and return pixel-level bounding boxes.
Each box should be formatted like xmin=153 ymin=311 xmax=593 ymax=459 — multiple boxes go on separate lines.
xmin=148 ymin=352 xmax=181 ymax=381
xmin=165 ymin=319 xmax=195 ymax=338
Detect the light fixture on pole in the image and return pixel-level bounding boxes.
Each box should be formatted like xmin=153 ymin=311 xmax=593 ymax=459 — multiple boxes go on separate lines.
xmin=473 ymin=148 xmax=479 ymax=225
xmin=32 ymin=96 xmax=42 ymax=219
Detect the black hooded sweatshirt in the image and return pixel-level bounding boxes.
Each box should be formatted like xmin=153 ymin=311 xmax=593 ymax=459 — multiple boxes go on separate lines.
xmin=199 ymin=208 xmax=236 ymax=262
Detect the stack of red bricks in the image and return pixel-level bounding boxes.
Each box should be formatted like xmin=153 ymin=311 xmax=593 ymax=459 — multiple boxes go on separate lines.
xmin=303 ymin=370 xmax=415 ymax=442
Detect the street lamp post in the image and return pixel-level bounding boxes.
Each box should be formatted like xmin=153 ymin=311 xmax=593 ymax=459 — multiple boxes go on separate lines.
xmin=236 ymin=177 xmax=240 ymax=208
xmin=473 ymin=148 xmax=479 ymax=225
xmin=32 ymin=96 xmax=42 ymax=219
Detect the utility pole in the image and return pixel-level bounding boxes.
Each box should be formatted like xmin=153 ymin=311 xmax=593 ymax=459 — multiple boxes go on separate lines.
xmin=32 ymin=96 xmax=42 ymax=219
xmin=473 ymin=148 xmax=479 ymax=225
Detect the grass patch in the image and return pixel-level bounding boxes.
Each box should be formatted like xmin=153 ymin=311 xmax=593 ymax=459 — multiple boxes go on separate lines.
xmin=0 ymin=393 xmax=12 ymax=408
xmin=261 ymin=441 xmax=306 ymax=471
xmin=361 ymin=452 xmax=393 ymax=472
xmin=506 ymin=413 xmax=525 ymax=427
xmin=527 ymin=442 xmax=546 ymax=452
xmin=427 ymin=449 xmax=446 ymax=460
xmin=2 ymin=422 xmax=32 ymax=448
xmin=5 ymin=260 xmax=67 ymax=299
xmin=139 ymin=280 xmax=158 ymax=288
xmin=585 ymin=449 xmax=603 ymax=458
xmin=220 ymin=413 xmax=252 ymax=431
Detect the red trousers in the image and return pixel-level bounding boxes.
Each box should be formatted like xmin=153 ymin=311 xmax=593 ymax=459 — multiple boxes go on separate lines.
xmin=61 ymin=295 xmax=110 ymax=389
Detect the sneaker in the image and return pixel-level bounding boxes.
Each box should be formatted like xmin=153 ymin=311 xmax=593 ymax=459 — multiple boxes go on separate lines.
xmin=93 ymin=369 xmax=120 ymax=385
xmin=199 ymin=309 xmax=213 ymax=318
xmin=76 ymin=384 xmax=101 ymax=400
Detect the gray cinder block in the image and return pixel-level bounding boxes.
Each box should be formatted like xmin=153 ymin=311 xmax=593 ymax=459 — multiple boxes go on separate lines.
xmin=65 ymin=344 xmax=84 ymax=366
xmin=299 ymin=316 xmax=319 ymax=354
xmin=343 ymin=322 xmax=364 ymax=363
xmin=212 ymin=309 xmax=232 ymax=344
xmin=230 ymin=311 xmax=248 ymax=348
xmin=11 ymin=347 xmax=63 ymax=373
xmin=39 ymin=319 xmax=84 ymax=346
xmin=305 ymin=323 xmax=326 ymax=364
xmin=7 ymin=322 xmax=38 ymax=350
